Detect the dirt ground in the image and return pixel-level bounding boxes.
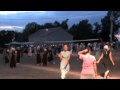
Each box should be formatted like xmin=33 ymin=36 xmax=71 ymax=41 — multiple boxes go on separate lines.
xmin=0 ymin=50 xmax=120 ymax=79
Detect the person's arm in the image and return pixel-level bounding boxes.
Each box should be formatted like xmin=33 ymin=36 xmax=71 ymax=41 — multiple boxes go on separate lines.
xmin=93 ymin=61 xmax=97 ymax=77
xmin=78 ymin=49 xmax=88 ymax=56
xmin=109 ymin=51 xmax=115 ymax=66
xmin=58 ymin=53 xmax=62 ymax=60
xmin=97 ymin=53 xmax=103 ymax=64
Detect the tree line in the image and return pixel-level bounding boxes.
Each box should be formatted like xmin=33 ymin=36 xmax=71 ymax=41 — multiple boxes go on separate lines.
xmin=0 ymin=11 xmax=120 ymax=46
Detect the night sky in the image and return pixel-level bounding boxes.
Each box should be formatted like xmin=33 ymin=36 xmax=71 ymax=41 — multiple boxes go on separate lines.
xmin=0 ymin=11 xmax=107 ymax=32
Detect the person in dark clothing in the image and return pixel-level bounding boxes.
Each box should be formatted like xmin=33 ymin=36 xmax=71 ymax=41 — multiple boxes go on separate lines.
xmin=47 ymin=47 xmax=53 ymax=63
xmin=53 ymin=46 xmax=57 ymax=56
xmin=10 ymin=47 xmax=17 ymax=68
xmin=40 ymin=47 xmax=44 ymax=65
xmin=20 ymin=46 xmax=24 ymax=57
xmin=16 ymin=47 xmax=21 ymax=63
xmin=36 ymin=46 xmax=41 ymax=65
xmin=3 ymin=48 xmax=10 ymax=64
xmin=97 ymin=45 xmax=115 ymax=79
xmin=42 ymin=48 xmax=48 ymax=66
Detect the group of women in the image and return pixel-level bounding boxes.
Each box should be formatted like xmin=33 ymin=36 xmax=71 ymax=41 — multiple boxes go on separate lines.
xmin=58 ymin=44 xmax=115 ymax=79
xmin=3 ymin=47 xmax=21 ymax=68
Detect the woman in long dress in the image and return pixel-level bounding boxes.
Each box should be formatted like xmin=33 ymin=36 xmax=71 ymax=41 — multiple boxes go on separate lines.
xmin=10 ymin=47 xmax=17 ymax=68
xmin=36 ymin=46 xmax=41 ymax=65
xmin=78 ymin=47 xmax=97 ymax=79
xmin=97 ymin=45 xmax=115 ymax=79
xmin=58 ymin=44 xmax=71 ymax=79
xmin=47 ymin=47 xmax=53 ymax=63
xmin=3 ymin=48 xmax=10 ymax=64
xmin=16 ymin=47 xmax=21 ymax=63
xmin=42 ymin=48 xmax=48 ymax=66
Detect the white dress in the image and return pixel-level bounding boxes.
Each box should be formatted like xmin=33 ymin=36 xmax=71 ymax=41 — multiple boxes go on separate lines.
xmin=60 ymin=51 xmax=70 ymax=74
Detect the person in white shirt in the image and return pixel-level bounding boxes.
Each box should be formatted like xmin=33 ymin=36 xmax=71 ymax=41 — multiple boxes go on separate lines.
xmin=58 ymin=44 xmax=71 ymax=79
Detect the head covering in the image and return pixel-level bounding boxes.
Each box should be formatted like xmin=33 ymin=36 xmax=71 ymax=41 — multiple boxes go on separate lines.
xmin=104 ymin=45 xmax=108 ymax=49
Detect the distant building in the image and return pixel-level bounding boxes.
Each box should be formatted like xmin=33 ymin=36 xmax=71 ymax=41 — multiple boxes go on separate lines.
xmin=29 ymin=27 xmax=73 ymax=44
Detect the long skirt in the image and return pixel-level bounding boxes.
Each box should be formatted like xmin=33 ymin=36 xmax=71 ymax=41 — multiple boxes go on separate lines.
xmin=10 ymin=56 xmax=16 ymax=68
xmin=42 ymin=54 xmax=47 ymax=66
xmin=60 ymin=61 xmax=70 ymax=79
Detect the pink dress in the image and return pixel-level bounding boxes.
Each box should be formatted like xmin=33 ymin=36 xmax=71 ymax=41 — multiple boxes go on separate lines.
xmin=79 ymin=53 xmax=96 ymax=79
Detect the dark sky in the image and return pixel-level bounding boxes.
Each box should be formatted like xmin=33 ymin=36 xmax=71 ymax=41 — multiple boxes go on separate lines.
xmin=0 ymin=11 xmax=107 ymax=32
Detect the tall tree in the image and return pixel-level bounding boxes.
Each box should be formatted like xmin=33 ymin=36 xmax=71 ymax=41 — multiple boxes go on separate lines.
xmin=76 ymin=19 xmax=94 ymax=40
xmin=43 ymin=23 xmax=55 ymax=28
xmin=68 ymin=24 xmax=77 ymax=39
xmin=69 ymin=19 xmax=94 ymax=40
xmin=100 ymin=11 xmax=120 ymax=42
xmin=61 ymin=19 xmax=69 ymax=30
xmin=23 ymin=22 xmax=41 ymax=41
xmin=0 ymin=30 xmax=15 ymax=45
xmin=54 ymin=21 xmax=61 ymax=27
xmin=93 ymin=22 xmax=102 ymax=38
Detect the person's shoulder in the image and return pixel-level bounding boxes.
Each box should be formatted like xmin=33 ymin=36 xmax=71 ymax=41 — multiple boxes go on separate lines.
xmin=90 ymin=54 xmax=96 ymax=59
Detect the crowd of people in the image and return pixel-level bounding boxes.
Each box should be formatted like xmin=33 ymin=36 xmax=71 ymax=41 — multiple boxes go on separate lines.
xmin=2 ymin=41 xmax=119 ymax=79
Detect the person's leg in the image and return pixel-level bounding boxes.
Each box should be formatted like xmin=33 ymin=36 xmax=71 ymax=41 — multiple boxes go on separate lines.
xmin=80 ymin=74 xmax=95 ymax=79
xmin=10 ymin=59 xmax=13 ymax=68
xmin=61 ymin=70 xmax=66 ymax=79
xmin=80 ymin=74 xmax=86 ymax=79
xmin=14 ymin=58 xmax=16 ymax=68
xmin=104 ymin=70 xmax=110 ymax=79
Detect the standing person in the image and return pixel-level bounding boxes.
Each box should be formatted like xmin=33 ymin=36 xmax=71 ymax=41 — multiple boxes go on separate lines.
xmin=40 ymin=47 xmax=44 ymax=65
xmin=16 ymin=47 xmax=21 ymax=64
xmin=47 ymin=47 xmax=53 ymax=63
xmin=36 ymin=46 xmax=41 ymax=65
xmin=42 ymin=48 xmax=48 ymax=66
xmin=78 ymin=47 xmax=97 ymax=79
xmin=58 ymin=44 xmax=71 ymax=79
xmin=97 ymin=45 xmax=115 ymax=79
xmin=3 ymin=48 xmax=10 ymax=64
xmin=28 ymin=46 xmax=32 ymax=56
xmin=20 ymin=46 xmax=24 ymax=57
xmin=10 ymin=47 xmax=17 ymax=68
